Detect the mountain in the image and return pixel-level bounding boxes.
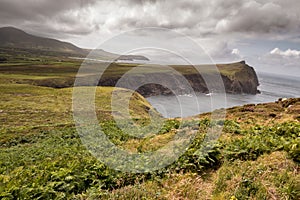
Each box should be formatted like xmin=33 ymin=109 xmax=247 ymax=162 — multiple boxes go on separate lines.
xmin=0 ymin=27 xmax=87 ymax=55
xmin=0 ymin=27 xmax=149 ymax=61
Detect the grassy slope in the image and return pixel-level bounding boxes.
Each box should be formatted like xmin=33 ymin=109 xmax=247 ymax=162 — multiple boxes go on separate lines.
xmin=0 ymin=48 xmax=256 ymax=90
xmin=0 ymin=54 xmax=299 ymax=199
xmin=1 ymin=83 xmax=299 ymax=199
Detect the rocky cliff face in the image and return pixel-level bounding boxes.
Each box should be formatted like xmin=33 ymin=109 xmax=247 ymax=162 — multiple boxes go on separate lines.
xmin=220 ymin=61 xmax=260 ymax=94
xmin=97 ymin=61 xmax=260 ymax=97
xmin=32 ymin=61 xmax=259 ymax=97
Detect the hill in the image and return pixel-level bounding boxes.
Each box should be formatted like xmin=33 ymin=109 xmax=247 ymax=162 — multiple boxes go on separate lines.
xmin=0 ymin=27 xmax=149 ymax=61
xmin=0 ymin=51 xmax=260 ymax=96
xmin=0 ymin=77 xmax=299 ymax=199
xmin=95 ymin=61 xmax=260 ymax=96
xmin=0 ymin=50 xmax=298 ymax=199
xmin=0 ymin=27 xmax=87 ymax=55
xmin=0 ymin=27 xmax=258 ymax=96
xmin=0 ymin=25 xmax=298 ymax=200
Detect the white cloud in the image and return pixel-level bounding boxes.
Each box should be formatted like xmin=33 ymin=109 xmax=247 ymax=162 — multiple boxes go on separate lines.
xmin=198 ymin=40 xmax=242 ymax=63
xmin=259 ymin=47 xmax=300 ymax=75
xmin=270 ymin=48 xmax=300 ymax=58
xmin=231 ymin=48 xmax=240 ymax=55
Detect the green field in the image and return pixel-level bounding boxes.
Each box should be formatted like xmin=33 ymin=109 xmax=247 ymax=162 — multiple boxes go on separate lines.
xmin=0 ymin=47 xmax=255 ymax=89
xmin=0 ymin=51 xmax=299 ymax=199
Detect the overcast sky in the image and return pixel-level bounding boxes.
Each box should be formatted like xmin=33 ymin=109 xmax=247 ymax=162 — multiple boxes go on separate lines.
xmin=0 ymin=0 xmax=300 ymax=76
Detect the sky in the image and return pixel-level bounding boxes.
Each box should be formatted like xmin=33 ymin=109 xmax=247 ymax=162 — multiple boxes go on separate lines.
xmin=0 ymin=0 xmax=300 ymax=76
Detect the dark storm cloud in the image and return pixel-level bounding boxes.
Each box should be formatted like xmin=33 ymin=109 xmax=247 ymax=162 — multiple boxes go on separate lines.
xmin=103 ymin=0 xmax=300 ymax=40
xmin=0 ymin=0 xmax=98 ymax=38
xmin=215 ymin=1 xmax=300 ymax=35
xmin=127 ymin=0 xmax=158 ymax=5
xmin=0 ymin=0 xmax=299 ymax=42
xmin=0 ymin=0 xmax=79 ymax=20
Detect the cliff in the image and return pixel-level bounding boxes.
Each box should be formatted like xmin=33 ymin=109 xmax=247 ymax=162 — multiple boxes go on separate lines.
xmin=217 ymin=61 xmax=259 ymax=94
xmin=97 ymin=61 xmax=260 ymax=97
xmin=29 ymin=61 xmax=260 ymax=97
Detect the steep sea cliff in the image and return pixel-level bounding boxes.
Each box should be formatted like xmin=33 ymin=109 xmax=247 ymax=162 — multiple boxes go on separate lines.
xmin=29 ymin=61 xmax=260 ymax=97
xmin=98 ymin=61 xmax=260 ymax=97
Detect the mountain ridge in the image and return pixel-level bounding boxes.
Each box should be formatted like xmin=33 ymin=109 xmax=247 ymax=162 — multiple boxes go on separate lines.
xmin=0 ymin=26 xmax=149 ymax=61
xmin=0 ymin=27 xmax=87 ymax=55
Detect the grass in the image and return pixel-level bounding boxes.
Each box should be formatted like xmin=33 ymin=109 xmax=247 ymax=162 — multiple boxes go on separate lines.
xmin=214 ymin=151 xmax=299 ymax=199
xmin=0 ymin=83 xmax=154 ymax=147
xmin=0 ymin=51 xmax=299 ymax=199
xmin=0 ymin=48 xmax=255 ymax=90
xmin=1 ymin=92 xmax=299 ymax=199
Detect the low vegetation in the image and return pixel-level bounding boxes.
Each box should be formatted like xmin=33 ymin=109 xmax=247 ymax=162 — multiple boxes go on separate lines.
xmin=0 ymin=53 xmax=299 ymax=199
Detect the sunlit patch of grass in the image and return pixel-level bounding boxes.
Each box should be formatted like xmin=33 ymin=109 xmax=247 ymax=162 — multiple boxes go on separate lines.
xmin=78 ymin=172 xmax=216 ymax=200
xmin=0 ymin=73 xmax=60 ymax=80
xmin=214 ymin=151 xmax=300 ymax=200
xmin=79 ymin=180 xmax=162 ymax=200
xmin=225 ymin=98 xmax=300 ymax=129
xmin=162 ymin=172 xmax=215 ymax=200
xmin=0 ymin=83 xmax=155 ymax=147
xmin=138 ymin=130 xmax=176 ymax=152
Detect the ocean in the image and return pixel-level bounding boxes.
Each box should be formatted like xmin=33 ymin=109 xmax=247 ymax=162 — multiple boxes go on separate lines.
xmin=147 ymin=72 xmax=300 ymax=118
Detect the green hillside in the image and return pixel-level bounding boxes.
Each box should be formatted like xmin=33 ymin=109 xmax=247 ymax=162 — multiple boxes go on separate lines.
xmin=0 ymin=27 xmax=149 ymax=61
xmin=0 ymin=53 xmax=299 ymax=199
xmin=0 ymin=27 xmax=87 ymax=56
xmin=0 ymin=83 xmax=299 ymax=199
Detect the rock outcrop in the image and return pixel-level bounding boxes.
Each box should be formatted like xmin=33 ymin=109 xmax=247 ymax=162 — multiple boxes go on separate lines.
xmin=33 ymin=61 xmax=260 ymax=97
xmin=97 ymin=61 xmax=260 ymax=97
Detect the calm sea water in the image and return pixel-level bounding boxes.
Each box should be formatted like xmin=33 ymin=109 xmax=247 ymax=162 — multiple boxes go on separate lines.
xmin=147 ymin=72 xmax=300 ymax=118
